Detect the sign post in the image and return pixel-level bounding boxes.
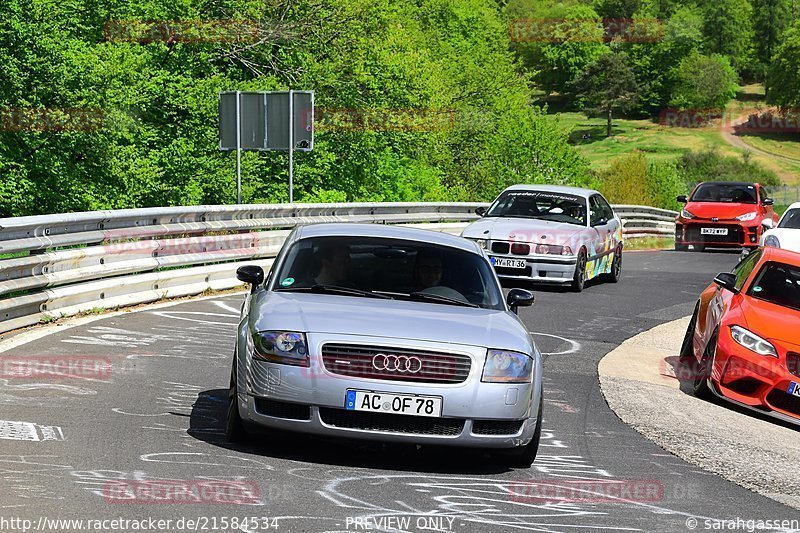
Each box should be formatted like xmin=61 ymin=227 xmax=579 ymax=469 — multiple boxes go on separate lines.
xmin=220 ymin=90 xmax=313 ymax=204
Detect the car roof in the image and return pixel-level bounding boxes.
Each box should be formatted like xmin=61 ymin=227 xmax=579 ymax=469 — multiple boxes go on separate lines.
xmin=695 ymin=181 xmax=758 ymax=187
xmin=501 ymin=184 xmax=599 ymax=199
xmin=759 ymin=246 xmax=800 ymax=266
xmin=293 ymin=223 xmax=481 ymax=253
xmin=783 ymin=202 xmax=800 ymax=211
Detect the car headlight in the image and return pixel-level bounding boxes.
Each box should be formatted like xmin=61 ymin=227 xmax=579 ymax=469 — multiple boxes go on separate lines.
xmin=680 ymin=208 xmax=696 ymax=220
xmin=736 ymin=212 xmax=758 ymax=222
xmin=482 ymin=349 xmax=534 ymax=383
xmin=730 ymin=326 xmax=778 ymax=357
xmin=252 ymin=331 xmax=309 ymax=366
xmin=561 ymin=245 xmax=573 ymax=256
xmin=474 ymin=239 xmax=488 ymax=250
xmin=764 ymin=234 xmax=781 ymax=248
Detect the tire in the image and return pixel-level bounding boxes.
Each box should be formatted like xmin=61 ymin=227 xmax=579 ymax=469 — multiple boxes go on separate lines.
xmin=692 ymin=329 xmax=718 ymax=399
xmin=677 ymin=304 xmax=699 ymax=381
xmin=504 ymin=395 xmax=543 ymax=468
xmin=225 ymin=361 xmax=248 ymax=443
xmin=675 ymin=242 xmax=689 ymax=252
xmin=604 ymin=246 xmax=622 ymax=283
xmin=571 ymin=249 xmax=587 ymax=292
xmin=693 ymin=243 xmax=706 ymax=252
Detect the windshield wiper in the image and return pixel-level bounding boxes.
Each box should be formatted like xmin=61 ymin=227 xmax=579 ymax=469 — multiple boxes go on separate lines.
xmin=408 ymin=292 xmax=479 ymax=308
xmin=275 ymin=284 xmax=393 ymax=300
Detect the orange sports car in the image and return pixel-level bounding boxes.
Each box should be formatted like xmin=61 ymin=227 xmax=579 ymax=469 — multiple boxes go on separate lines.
xmin=680 ymin=247 xmax=800 ymax=424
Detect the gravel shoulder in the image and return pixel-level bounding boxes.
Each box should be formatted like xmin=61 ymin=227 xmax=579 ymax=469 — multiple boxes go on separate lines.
xmin=598 ymin=317 xmax=800 ymax=510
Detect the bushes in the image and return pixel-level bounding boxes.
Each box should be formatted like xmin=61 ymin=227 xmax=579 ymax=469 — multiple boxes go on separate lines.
xmin=677 ymin=149 xmax=781 ymax=188
xmin=598 ymin=152 xmax=685 ymax=210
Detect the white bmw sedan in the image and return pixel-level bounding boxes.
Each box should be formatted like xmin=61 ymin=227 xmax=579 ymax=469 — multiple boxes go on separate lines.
xmin=228 ymin=223 xmax=544 ymax=467
xmin=461 ymin=185 xmax=623 ymax=291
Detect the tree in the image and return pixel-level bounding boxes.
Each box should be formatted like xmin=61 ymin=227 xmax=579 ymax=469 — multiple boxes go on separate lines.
xmin=766 ymin=25 xmax=800 ymax=109
xmin=623 ymin=5 xmax=705 ymax=113
xmin=519 ymin=4 xmax=610 ymax=99
xmin=699 ymin=0 xmax=754 ymax=72
xmin=571 ymin=51 xmax=640 ymax=137
xmin=669 ymin=52 xmax=739 ymax=111
xmin=752 ymin=0 xmax=791 ymax=83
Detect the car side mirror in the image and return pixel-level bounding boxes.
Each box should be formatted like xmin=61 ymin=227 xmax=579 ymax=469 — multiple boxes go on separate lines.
xmin=475 ymin=206 xmax=487 ymax=217
xmin=676 ymin=195 xmax=688 ymax=203
xmin=507 ymin=288 xmax=534 ymax=314
xmin=236 ymin=265 xmax=264 ymax=292
xmin=762 ymin=218 xmax=774 ymax=229
xmin=713 ymin=272 xmax=739 ymax=294
xmin=762 ymin=197 xmax=774 ymax=206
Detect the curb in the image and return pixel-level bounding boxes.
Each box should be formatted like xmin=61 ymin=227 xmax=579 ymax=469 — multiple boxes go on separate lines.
xmin=598 ymin=317 xmax=800 ymax=510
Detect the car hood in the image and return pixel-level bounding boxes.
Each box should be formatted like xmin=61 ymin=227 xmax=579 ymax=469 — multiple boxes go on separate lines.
xmin=684 ymin=202 xmax=758 ymax=220
xmin=462 ymin=217 xmax=585 ymax=245
xmin=250 ymin=292 xmax=533 ymax=353
xmin=739 ymin=296 xmax=800 ymax=344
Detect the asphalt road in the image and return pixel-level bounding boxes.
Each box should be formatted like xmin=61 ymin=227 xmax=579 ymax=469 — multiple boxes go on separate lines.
xmin=1 ymin=250 xmax=798 ymax=533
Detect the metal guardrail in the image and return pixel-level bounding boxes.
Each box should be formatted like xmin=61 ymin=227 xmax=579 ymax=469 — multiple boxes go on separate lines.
xmin=0 ymin=203 xmax=676 ymax=335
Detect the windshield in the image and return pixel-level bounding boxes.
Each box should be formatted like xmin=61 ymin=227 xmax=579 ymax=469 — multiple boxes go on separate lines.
xmin=778 ymin=209 xmax=800 ymax=229
xmin=690 ymin=183 xmax=758 ymax=204
xmin=486 ymin=191 xmax=587 ymax=226
xmin=747 ymin=262 xmax=800 ymax=311
xmin=272 ymin=236 xmax=504 ymax=310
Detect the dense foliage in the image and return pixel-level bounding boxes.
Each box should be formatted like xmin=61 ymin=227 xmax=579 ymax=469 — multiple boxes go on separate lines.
xmin=0 ymin=0 xmax=591 ymax=216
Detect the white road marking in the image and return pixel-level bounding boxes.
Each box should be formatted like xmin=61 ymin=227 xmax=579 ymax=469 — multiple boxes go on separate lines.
xmin=0 ymin=421 xmax=64 ymax=441
xmin=530 ymin=332 xmax=582 ymax=356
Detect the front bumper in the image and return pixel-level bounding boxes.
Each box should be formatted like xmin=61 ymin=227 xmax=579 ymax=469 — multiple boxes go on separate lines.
xmin=675 ymin=221 xmax=761 ymax=248
xmin=709 ymin=328 xmax=800 ymax=424
xmin=238 ymin=334 xmax=542 ymax=448
xmin=488 ymin=254 xmax=577 ymax=284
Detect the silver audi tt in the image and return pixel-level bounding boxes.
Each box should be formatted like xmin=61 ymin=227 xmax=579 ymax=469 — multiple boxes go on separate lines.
xmin=227 ymin=223 xmax=543 ymax=466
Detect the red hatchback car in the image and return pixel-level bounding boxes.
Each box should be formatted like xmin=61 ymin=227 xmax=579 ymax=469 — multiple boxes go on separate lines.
xmin=680 ymin=247 xmax=800 ymax=425
xmin=675 ymin=181 xmax=778 ymax=251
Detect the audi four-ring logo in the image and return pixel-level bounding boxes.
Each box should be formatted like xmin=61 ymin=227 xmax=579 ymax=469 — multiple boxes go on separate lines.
xmin=372 ymin=354 xmax=423 ymax=373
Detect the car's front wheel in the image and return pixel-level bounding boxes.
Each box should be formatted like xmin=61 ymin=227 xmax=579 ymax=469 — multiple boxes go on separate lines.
xmin=571 ymin=249 xmax=587 ymax=292
xmin=225 ymin=359 xmax=248 ymax=443
xmin=692 ymin=328 xmax=718 ymax=399
xmin=503 ymin=395 xmax=543 ymax=468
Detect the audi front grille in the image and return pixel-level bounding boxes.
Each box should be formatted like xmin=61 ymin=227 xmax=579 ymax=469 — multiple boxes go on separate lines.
xmin=321 ymin=344 xmax=472 ymax=384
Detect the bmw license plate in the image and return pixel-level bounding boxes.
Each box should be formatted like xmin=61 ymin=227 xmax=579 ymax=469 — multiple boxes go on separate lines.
xmin=492 ymin=257 xmax=527 ymax=269
xmin=345 ymin=390 xmax=442 ymax=418
xmin=789 ymin=382 xmax=800 ymax=398
xmin=701 ymin=228 xmax=728 ymax=236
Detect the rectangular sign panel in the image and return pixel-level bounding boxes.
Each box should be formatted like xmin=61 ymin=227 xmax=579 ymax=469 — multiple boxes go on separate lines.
xmin=219 ymin=92 xmax=267 ymax=151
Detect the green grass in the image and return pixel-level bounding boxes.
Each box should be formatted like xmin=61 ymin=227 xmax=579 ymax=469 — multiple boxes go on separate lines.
xmin=624 ymin=236 xmax=674 ymax=251
xmin=552 ymin=84 xmax=800 ymax=184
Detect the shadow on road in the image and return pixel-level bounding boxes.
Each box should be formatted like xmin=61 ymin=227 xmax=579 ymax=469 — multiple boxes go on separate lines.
xmin=188 ymin=389 xmax=520 ymax=474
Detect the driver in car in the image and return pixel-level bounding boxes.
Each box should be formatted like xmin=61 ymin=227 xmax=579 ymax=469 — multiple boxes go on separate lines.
xmin=413 ymin=250 xmax=443 ymax=291
xmin=313 ymin=243 xmax=352 ymax=286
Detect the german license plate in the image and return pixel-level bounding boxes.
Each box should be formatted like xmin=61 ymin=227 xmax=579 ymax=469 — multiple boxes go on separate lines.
xmin=789 ymin=382 xmax=800 ymax=398
xmin=345 ymin=390 xmax=442 ymax=417
xmin=492 ymin=257 xmax=527 ymax=269
xmin=701 ymin=228 xmax=728 ymax=236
